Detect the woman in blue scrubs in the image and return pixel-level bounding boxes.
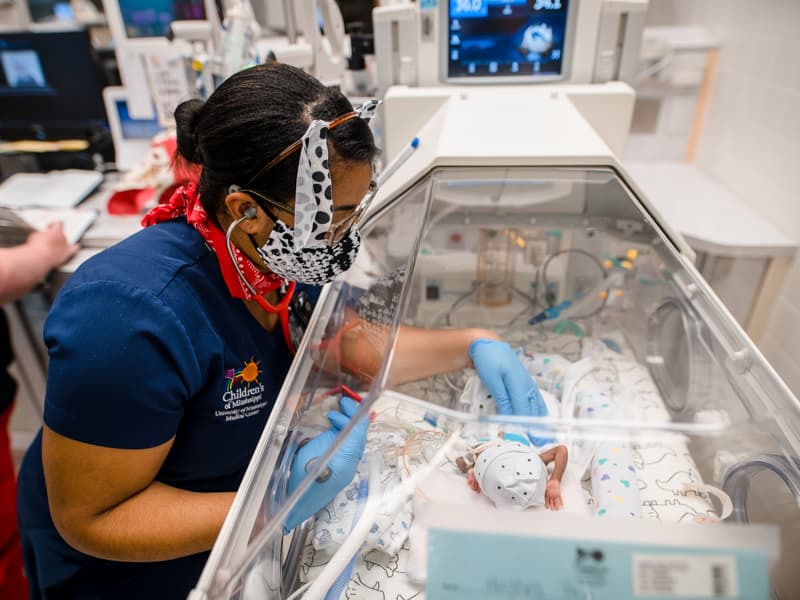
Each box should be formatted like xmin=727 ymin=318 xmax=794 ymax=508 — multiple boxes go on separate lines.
xmin=17 ymin=62 xmax=543 ymax=599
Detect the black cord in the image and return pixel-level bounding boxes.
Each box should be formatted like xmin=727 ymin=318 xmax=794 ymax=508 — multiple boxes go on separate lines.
xmin=435 ymin=282 xmax=538 ymax=328
xmin=538 ymin=247 xmax=609 ymax=321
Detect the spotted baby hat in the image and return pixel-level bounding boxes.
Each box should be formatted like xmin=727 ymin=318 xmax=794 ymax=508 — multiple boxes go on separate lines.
xmin=473 ymin=440 xmax=548 ymax=510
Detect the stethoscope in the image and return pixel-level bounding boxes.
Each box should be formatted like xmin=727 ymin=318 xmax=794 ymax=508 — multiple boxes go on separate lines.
xmin=225 ymin=208 xmax=297 ymax=352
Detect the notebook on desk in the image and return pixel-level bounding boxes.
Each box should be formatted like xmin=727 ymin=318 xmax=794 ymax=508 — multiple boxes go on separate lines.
xmin=0 ymin=169 xmax=103 ymax=209
xmin=0 ymin=206 xmax=98 ymax=246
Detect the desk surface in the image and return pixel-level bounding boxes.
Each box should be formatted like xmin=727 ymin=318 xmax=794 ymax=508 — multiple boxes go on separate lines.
xmin=626 ymin=161 xmax=797 ymax=259
xmin=58 ymin=174 xmax=144 ymax=275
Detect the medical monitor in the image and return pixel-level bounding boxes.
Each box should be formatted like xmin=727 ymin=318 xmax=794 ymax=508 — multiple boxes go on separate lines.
xmin=0 ymin=29 xmax=106 ymax=140
xmin=26 ymin=0 xmax=73 ymax=22
xmin=441 ymin=0 xmax=575 ymax=83
xmin=116 ymin=0 xmax=206 ymax=38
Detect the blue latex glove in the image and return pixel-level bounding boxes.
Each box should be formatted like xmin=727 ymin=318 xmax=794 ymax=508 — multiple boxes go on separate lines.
xmin=469 ymin=339 xmax=547 ymax=418
xmin=470 ymin=340 xmax=553 ymax=446
xmin=285 ymin=396 xmax=368 ymax=531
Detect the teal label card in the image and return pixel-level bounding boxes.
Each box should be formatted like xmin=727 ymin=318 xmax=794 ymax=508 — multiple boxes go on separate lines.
xmin=427 ymin=528 xmax=769 ymax=599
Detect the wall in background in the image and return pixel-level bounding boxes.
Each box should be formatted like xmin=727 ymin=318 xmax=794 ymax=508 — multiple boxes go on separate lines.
xmin=645 ymin=0 xmax=800 ymax=396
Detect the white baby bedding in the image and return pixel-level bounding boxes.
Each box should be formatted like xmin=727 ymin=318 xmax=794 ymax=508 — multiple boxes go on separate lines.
xmin=498 ymin=328 xmax=718 ymax=524
xmin=298 ymin=330 xmax=719 ymax=598
xmin=299 ymin=395 xmax=437 ymax=600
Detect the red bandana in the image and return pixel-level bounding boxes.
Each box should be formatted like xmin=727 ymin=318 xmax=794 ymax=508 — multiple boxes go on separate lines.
xmin=142 ymin=183 xmax=284 ymax=300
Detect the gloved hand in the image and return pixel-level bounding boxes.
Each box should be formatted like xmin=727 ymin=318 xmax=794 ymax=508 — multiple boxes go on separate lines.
xmin=469 ymin=339 xmax=546 ymax=418
xmin=285 ymin=396 xmax=368 ymax=531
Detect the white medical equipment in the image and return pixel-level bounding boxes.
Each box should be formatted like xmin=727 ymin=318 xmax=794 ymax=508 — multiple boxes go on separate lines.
xmin=102 ymin=86 xmax=164 ymax=172
xmin=375 ymin=0 xmax=643 ymax=160
xmin=188 ymin=74 xmax=800 ymax=599
xmin=102 ymin=0 xmax=350 ymax=122
xmin=100 ymin=0 xmax=210 ymax=118
xmin=259 ymin=0 xmax=347 ymax=85
xmin=373 ymin=0 xmax=647 ymax=95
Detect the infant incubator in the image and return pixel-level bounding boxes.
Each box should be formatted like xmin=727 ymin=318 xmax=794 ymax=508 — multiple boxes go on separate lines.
xmin=190 ymin=90 xmax=800 ymax=600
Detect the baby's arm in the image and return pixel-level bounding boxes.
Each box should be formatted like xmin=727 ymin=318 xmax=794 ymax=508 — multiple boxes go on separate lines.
xmin=466 ymin=468 xmax=481 ymax=493
xmin=538 ymin=445 xmax=568 ymax=510
xmin=539 ymin=445 xmax=568 ymax=482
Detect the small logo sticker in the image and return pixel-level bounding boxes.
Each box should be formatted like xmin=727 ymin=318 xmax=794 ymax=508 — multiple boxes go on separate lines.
xmin=215 ymin=357 xmax=267 ymax=422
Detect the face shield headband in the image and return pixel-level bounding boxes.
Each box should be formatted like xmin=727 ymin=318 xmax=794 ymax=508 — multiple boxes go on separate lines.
xmin=242 ymin=98 xmax=381 ymax=252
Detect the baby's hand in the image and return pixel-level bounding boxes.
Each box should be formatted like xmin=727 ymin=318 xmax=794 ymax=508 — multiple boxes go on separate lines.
xmin=466 ymin=468 xmax=481 ymax=493
xmin=545 ymin=480 xmax=563 ymax=510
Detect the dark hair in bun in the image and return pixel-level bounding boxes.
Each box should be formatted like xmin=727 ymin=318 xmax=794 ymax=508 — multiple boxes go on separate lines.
xmin=174 ymin=98 xmax=205 ymax=164
xmin=173 ymin=62 xmax=377 ymax=222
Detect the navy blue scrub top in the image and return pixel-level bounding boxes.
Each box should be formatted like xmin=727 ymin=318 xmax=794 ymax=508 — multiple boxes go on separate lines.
xmin=17 ymin=218 xmax=319 ymax=599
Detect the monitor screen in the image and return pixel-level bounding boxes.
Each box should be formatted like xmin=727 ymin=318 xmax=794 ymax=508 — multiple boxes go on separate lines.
xmin=0 ymin=30 xmax=106 ymax=139
xmin=118 ymin=0 xmax=206 ymax=38
xmin=446 ymin=0 xmax=571 ymax=81
xmin=115 ymin=99 xmax=162 ymax=139
xmin=27 ymin=0 xmax=74 ymax=22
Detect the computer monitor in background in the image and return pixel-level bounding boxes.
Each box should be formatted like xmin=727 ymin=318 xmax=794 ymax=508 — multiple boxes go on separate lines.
xmin=115 ymin=0 xmax=206 ymax=38
xmin=101 ymin=0 xmax=217 ymax=121
xmin=102 ymin=86 xmax=163 ymax=170
xmin=0 ymin=29 xmax=107 ymax=140
xmin=442 ymin=0 xmax=575 ymax=83
xmin=26 ymin=0 xmax=106 ymax=24
xmin=26 ymin=0 xmax=73 ymax=23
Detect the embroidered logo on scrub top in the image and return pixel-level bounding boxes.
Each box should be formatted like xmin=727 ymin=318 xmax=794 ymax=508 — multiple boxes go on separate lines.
xmin=215 ymin=357 xmax=267 ymax=422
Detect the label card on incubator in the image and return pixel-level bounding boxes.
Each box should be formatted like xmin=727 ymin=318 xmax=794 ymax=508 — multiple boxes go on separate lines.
xmin=427 ymin=529 xmax=768 ymax=599
xmin=633 ymin=554 xmax=738 ymax=597
xmin=421 ymin=507 xmax=775 ymax=600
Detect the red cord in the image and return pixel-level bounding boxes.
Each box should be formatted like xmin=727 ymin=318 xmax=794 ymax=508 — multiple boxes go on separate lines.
xmin=253 ymin=282 xmax=297 ymax=353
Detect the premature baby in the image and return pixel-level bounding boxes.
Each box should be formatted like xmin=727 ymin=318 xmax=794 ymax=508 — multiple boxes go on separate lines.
xmin=456 ymin=433 xmax=568 ymax=511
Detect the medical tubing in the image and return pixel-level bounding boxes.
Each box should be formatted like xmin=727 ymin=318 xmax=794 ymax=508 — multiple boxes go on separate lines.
xmin=285 ymin=581 xmax=311 ymax=600
xmin=302 ymin=432 xmax=461 ymax=600
xmin=283 ymin=519 xmax=314 ymax=595
xmin=549 ymin=270 xmax=622 ymax=325
xmin=323 ymin=476 xmax=370 ymax=600
xmin=436 ymin=283 xmax=537 ymax=329
xmin=432 ymin=282 xmax=537 ymax=401
xmin=538 ymin=248 xmax=606 ymax=310
xmin=302 ymin=453 xmax=382 ymax=600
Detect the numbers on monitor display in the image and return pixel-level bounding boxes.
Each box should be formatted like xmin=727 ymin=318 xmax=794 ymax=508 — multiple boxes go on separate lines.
xmin=534 ymin=0 xmax=563 ymax=9
xmin=446 ymin=0 xmax=570 ymax=80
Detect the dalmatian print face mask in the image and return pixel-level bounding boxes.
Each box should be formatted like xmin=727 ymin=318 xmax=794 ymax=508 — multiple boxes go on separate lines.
xmin=249 ymin=99 xmax=380 ymax=284
xmin=290 ymin=99 xmax=380 ymax=252
xmin=255 ymin=219 xmax=361 ymax=284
